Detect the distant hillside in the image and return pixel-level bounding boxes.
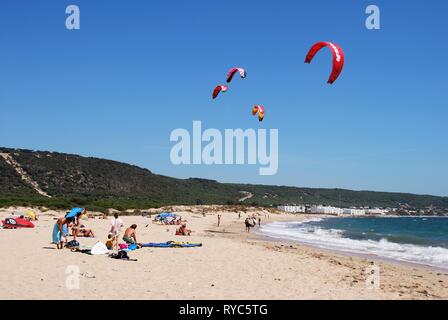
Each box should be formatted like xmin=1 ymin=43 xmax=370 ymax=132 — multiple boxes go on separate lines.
xmin=1 ymin=147 xmax=447 ymax=212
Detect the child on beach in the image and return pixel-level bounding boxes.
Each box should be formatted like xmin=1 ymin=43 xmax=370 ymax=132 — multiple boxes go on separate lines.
xmin=109 ymin=213 xmax=123 ymax=249
xmin=110 ymin=213 xmax=123 ymax=236
xmin=105 ymin=233 xmax=115 ymax=250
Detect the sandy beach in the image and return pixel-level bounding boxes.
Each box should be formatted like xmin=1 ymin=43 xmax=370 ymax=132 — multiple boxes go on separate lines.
xmin=1 ymin=206 xmax=447 ymax=300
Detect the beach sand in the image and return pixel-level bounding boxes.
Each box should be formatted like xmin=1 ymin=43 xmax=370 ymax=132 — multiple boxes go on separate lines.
xmin=1 ymin=206 xmax=447 ymax=300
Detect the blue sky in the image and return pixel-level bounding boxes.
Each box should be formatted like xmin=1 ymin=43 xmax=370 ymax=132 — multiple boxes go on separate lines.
xmin=0 ymin=0 xmax=447 ymax=196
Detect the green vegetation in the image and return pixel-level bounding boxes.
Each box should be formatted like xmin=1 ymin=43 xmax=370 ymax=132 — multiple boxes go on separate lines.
xmin=1 ymin=147 xmax=447 ymax=212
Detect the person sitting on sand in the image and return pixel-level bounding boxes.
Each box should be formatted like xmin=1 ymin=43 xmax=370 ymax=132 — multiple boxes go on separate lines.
xmin=176 ymin=223 xmax=191 ymax=236
xmin=105 ymin=233 xmax=116 ymax=250
xmin=123 ymin=224 xmax=138 ymax=244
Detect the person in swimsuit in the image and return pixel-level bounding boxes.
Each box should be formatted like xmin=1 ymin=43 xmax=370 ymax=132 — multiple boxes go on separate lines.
xmin=72 ymin=225 xmax=95 ymax=238
xmin=123 ymin=224 xmax=138 ymax=244
xmin=176 ymin=223 xmax=191 ymax=236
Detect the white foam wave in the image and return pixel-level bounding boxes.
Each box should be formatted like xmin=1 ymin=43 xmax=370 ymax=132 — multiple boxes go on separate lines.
xmin=258 ymin=221 xmax=448 ymax=269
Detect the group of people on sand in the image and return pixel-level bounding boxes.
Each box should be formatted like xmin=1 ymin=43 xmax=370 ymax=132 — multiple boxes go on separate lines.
xmin=244 ymin=214 xmax=261 ymax=233
xmin=6 ymin=211 xmax=38 ymax=222
xmin=169 ymin=216 xmax=184 ymax=225
xmin=215 ymin=212 xmax=262 ymax=233
xmin=153 ymin=215 xmax=185 ymax=226
xmin=52 ymin=208 xmax=193 ymax=250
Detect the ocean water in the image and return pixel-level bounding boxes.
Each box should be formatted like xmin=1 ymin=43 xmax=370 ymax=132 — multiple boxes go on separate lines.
xmin=258 ymin=217 xmax=448 ymax=269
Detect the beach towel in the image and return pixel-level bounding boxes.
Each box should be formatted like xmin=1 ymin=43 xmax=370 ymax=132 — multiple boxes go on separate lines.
xmin=52 ymin=223 xmax=68 ymax=243
xmin=2 ymin=217 xmax=35 ymax=229
xmin=91 ymin=242 xmax=109 ymax=255
xmin=142 ymin=241 xmax=202 ymax=248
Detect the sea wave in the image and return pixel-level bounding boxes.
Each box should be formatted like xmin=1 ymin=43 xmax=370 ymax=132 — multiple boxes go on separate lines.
xmin=258 ymin=220 xmax=448 ymax=270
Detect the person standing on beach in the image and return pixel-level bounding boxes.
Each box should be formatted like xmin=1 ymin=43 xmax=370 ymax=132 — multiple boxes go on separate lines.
xmin=217 ymin=214 xmax=221 ymax=227
xmin=258 ymin=217 xmax=261 ymax=226
xmin=109 ymin=213 xmax=123 ymax=250
xmin=52 ymin=207 xmax=85 ymax=249
xmin=65 ymin=207 xmax=86 ymax=240
xmin=245 ymin=218 xmax=251 ymax=233
xmin=52 ymin=217 xmax=71 ymax=249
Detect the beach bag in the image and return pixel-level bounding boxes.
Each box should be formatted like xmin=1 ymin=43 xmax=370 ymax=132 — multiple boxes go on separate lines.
xmin=66 ymin=240 xmax=80 ymax=248
xmin=110 ymin=250 xmax=130 ymax=260
xmin=119 ymin=243 xmax=128 ymax=250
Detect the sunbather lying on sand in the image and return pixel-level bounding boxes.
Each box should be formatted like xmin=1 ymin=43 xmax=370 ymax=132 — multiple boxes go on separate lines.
xmin=72 ymin=225 xmax=95 ymax=238
xmin=176 ymin=223 xmax=191 ymax=236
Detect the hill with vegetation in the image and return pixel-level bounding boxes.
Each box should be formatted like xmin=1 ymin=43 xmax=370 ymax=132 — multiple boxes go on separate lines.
xmin=1 ymin=147 xmax=447 ymax=213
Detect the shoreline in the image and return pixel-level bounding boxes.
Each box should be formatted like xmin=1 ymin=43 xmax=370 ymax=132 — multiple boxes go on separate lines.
xmin=1 ymin=206 xmax=448 ymax=300
xmin=201 ymin=212 xmax=448 ymax=299
xmin=253 ymin=216 xmax=448 ymax=273
xmin=255 ymin=226 xmax=448 ymax=274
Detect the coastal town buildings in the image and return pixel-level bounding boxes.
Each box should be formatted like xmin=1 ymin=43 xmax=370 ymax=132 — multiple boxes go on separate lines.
xmin=342 ymin=208 xmax=366 ymax=216
xmin=276 ymin=205 xmax=306 ymax=213
xmin=309 ymin=205 xmax=343 ymax=215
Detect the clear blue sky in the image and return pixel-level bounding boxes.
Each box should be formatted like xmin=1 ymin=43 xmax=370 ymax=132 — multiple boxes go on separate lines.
xmin=0 ymin=0 xmax=447 ymax=196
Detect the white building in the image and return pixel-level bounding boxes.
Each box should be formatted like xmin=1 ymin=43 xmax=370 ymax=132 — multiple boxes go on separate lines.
xmin=365 ymin=208 xmax=388 ymax=215
xmin=309 ymin=205 xmax=343 ymax=215
xmin=277 ymin=205 xmax=306 ymax=213
xmin=343 ymin=208 xmax=366 ymax=216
